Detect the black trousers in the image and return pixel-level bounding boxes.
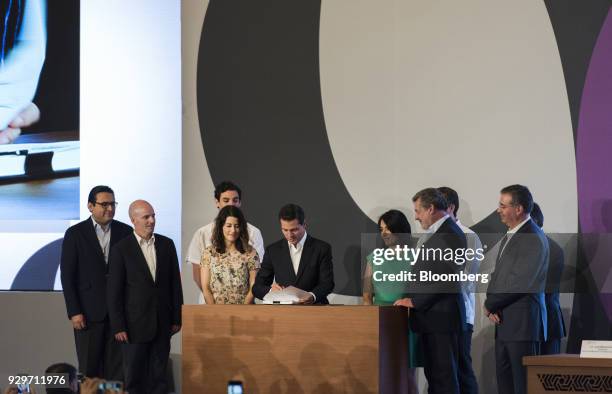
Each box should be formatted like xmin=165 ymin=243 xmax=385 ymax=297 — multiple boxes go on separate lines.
xmin=540 ymin=338 xmax=561 ymax=355
xmin=73 ymin=318 xmax=123 ymax=380
xmin=458 ymin=324 xmax=478 ymax=394
xmin=495 ymin=340 xmax=539 ymax=394
xmin=422 ymin=332 xmax=460 ymax=394
xmin=121 ymin=330 xmax=171 ymax=394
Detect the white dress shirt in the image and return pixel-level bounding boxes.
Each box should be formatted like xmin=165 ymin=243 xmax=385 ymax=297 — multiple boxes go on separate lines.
xmin=417 ymin=214 xmax=449 ymax=248
xmin=456 ymin=220 xmax=483 ymax=326
xmin=134 ymin=232 xmax=156 ymax=281
xmin=91 ymin=216 xmax=111 ymax=263
xmin=288 ymin=232 xmax=308 ymax=275
xmin=428 ymin=214 xmax=450 ymax=234
xmin=499 ymin=215 xmax=531 ymax=258
xmin=286 ymin=232 xmax=316 ymax=302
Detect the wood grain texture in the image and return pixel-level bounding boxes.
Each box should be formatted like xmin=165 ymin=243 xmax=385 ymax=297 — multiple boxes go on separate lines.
xmin=182 ymin=305 xmax=408 ymax=394
xmin=523 ymin=354 xmax=612 ymax=368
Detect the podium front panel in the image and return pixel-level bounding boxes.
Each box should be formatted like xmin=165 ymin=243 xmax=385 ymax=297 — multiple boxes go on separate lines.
xmin=182 ymin=305 xmax=408 ymax=394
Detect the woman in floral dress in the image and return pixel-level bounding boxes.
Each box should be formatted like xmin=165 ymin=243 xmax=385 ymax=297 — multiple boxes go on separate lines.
xmin=200 ymin=206 xmax=259 ymax=304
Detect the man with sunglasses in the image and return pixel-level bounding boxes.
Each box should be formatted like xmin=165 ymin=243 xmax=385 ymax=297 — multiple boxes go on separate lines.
xmin=61 ymin=185 xmax=132 ymax=380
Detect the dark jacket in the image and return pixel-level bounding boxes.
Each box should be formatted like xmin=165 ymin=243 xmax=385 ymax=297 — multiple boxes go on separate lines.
xmin=107 ymin=233 xmax=183 ymax=343
xmin=409 ymin=217 xmax=467 ymax=333
xmin=252 ymin=235 xmax=334 ymax=304
xmin=485 ymin=219 xmax=549 ymax=341
xmin=61 ymin=218 xmax=132 ymax=321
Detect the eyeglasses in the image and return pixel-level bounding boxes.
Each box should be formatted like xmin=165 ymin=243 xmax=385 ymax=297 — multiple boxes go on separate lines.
xmin=498 ymin=202 xmax=516 ymax=209
xmin=94 ymin=201 xmax=118 ymax=209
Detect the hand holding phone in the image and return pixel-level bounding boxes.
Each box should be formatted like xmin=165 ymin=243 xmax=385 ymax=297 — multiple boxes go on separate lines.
xmin=228 ymin=380 xmax=243 ymax=394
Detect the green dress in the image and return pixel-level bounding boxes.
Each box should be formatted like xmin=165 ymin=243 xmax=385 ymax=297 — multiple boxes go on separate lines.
xmin=366 ymin=251 xmax=424 ymax=368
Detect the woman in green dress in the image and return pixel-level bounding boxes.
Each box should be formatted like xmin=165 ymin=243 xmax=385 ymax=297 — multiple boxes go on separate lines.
xmin=363 ymin=209 xmax=423 ymax=394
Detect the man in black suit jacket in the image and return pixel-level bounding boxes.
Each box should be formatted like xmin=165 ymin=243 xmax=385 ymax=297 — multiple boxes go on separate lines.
xmin=107 ymin=200 xmax=183 ymax=394
xmin=531 ymin=203 xmax=566 ymax=355
xmin=253 ymin=204 xmax=334 ymax=304
xmin=485 ymin=185 xmax=549 ymax=394
xmin=395 ymin=188 xmax=467 ymax=394
xmin=61 ymin=185 xmax=132 ymax=379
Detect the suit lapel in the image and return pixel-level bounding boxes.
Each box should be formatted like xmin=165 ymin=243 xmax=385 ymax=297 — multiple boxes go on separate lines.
xmin=436 ymin=218 xmax=449 ymax=234
xmin=109 ymin=220 xmax=122 ymax=247
xmin=129 ymin=234 xmax=155 ymax=285
xmin=83 ymin=219 xmax=105 ymax=262
xmin=501 ymin=219 xmax=532 ymax=258
xmin=154 ymin=237 xmax=162 ymax=284
xmin=280 ymin=241 xmax=297 ymax=282
xmin=295 ymin=235 xmax=313 ymax=282
xmin=495 ymin=220 xmax=535 ymax=282
xmin=108 ymin=221 xmax=124 ymax=265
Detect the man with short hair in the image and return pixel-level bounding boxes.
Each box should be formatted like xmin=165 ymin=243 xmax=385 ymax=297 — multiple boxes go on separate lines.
xmin=485 ymin=185 xmax=549 ymax=394
xmin=252 ymin=204 xmax=334 ymax=304
xmin=395 ymin=188 xmax=466 ymax=394
xmin=187 ymin=181 xmax=264 ymax=303
xmin=61 ymin=185 xmax=132 ymax=379
xmin=108 ymin=200 xmax=183 ymax=394
xmin=438 ymin=186 xmax=480 ymax=394
xmin=530 ymin=203 xmax=566 ymax=355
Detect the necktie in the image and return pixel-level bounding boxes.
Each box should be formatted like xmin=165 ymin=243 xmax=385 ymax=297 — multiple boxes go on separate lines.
xmin=496 ymin=234 xmax=509 ymax=262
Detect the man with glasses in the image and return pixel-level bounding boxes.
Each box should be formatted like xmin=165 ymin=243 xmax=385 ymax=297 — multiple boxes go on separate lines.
xmin=485 ymin=185 xmax=549 ymax=394
xmin=61 ymin=185 xmax=132 ymax=380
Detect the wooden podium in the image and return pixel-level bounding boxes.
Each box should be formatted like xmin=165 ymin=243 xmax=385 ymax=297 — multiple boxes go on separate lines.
xmin=182 ymin=305 xmax=410 ymax=393
xmin=523 ymin=354 xmax=612 ymax=393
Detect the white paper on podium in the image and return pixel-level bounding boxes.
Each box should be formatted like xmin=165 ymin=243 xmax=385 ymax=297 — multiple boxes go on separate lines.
xmin=580 ymin=340 xmax=612 ymax=358
xmin=262 ymin=286 xmax=310 ymax=304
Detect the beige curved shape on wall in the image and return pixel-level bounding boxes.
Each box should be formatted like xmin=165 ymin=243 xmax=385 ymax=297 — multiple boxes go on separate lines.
xmin=320 ymin=0 xmax=577 ymax=233
xmin=182 ymin=0 xmax=217 ymax=306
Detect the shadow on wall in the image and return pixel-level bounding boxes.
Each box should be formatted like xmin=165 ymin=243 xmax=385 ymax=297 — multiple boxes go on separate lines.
xmin=472 ymin=324 xmax=497 ymax=393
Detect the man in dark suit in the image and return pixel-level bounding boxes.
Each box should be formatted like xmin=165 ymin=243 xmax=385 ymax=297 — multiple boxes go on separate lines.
xmin=531 ymin=203 xmax=566 ymax=355
xmin=61 ymin=185 xmax=132 ymax=379
xmin=252 ymin=204 xmax=334 ymax=304
xmin=107 ymin=200 xmax=183 ymax=394
xmin=395 ymin=188 xmax=467 ymax=394
xmin=485 ymin=185 xmax=549 ymax=394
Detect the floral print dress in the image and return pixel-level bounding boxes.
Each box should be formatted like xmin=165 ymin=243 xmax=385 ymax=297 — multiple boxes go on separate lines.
xmin=200 ymin=246 xmax=259 ymax=304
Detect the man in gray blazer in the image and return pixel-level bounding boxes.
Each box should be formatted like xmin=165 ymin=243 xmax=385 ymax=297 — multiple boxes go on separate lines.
xmin=485 ymin=185 xmax=549 ymax=394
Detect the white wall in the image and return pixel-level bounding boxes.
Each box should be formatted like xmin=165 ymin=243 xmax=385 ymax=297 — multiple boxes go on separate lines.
xmin=0 ymin=0 xmax=182 ymax=392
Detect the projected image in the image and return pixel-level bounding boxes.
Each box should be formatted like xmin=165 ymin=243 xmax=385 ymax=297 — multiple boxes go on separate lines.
xmin=0 ymin=0 xmax=79 ymax=220
xmin=0 ymin=0 xmax=79 ymax=291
